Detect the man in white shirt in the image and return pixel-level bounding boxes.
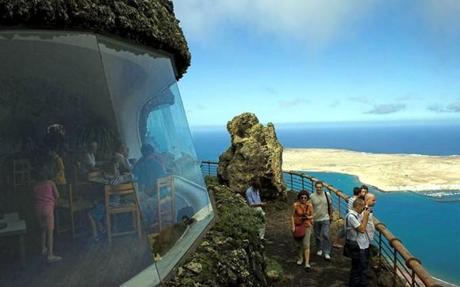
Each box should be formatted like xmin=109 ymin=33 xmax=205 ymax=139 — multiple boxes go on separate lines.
xmin=346 ymin=198 xmax=371 ymax=287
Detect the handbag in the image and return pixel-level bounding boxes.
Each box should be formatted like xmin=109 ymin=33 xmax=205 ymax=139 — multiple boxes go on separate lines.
xmin=343 ymin=240 xmax=357 ymax=258
xmin=343 ymin=214 xmax=358 ymax=258
xmin=292 ymin=223 xmax=306 ymax=239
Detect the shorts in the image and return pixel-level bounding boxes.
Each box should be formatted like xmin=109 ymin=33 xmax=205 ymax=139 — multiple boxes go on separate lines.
xmin=36 ymin=206 xmax=55 ymax=230
xmin=296 ymin=226 xmax=312 ymax=249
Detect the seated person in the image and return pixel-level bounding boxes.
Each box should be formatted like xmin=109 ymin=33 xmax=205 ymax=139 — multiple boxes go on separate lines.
xmin=113 ymin=144 xmax=132 ymax=175
xmin=132 ymin=144 xmax=167 ymax=229
xmin=81 ymin=141 xmax=99 ymax=175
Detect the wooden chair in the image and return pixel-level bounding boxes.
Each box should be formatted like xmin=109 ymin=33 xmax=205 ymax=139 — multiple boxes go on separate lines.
xmin=156 ymin=176 xmax=176 ymax=231
xmin=12 ymin=159 xmax=31 ymax=192
xmin=56 ymin=183 xmax=93 ymax=238
xmin=105 ymin=182 xmax=142 ymax=244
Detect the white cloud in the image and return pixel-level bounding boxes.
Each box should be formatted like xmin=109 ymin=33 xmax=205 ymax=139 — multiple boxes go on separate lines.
xmin=427 ymin=101 xmax=460 ymax=113
xmin=173 ymin=0 xmax=377 ymax=49
xmin=447 ymin=101 xmax=460 ymax=112
xmin=427 ymin=104 xmax=446 ymax=113
xmin=366 ymin=104 xmax=406 ymax=115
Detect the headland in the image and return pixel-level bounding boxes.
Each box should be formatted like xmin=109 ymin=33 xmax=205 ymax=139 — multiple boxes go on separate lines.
xmin=283 ymin=148 xmax=460 ymax=193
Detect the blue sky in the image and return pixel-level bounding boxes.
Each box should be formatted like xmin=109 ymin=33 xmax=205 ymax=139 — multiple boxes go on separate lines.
xmin=172 ymin=0 xmax=460 ymax=127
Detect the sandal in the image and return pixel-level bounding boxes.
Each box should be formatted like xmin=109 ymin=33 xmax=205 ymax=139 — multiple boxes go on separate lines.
xmin=47 ymin=255 xmax=62 ymax=263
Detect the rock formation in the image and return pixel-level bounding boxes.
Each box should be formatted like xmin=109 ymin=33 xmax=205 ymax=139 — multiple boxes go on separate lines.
xmin=218 ymin=113 xmax=286 ymax=199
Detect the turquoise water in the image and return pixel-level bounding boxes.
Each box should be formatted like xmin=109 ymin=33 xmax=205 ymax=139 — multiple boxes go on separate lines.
xmin=307 ymin=171 xmax=460 ymax=286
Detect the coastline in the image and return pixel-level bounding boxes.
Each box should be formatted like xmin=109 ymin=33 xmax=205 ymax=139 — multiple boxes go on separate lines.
xmin=283 ymin=148 xmax=460 ymax=193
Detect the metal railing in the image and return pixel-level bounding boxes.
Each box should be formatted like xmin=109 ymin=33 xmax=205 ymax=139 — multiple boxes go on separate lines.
xmin=200 ymin=161 xmax=443 ymax=287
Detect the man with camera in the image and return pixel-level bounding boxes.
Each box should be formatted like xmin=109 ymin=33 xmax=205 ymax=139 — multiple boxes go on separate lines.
xmin=346 ymin=197 xmax=371 ymax=287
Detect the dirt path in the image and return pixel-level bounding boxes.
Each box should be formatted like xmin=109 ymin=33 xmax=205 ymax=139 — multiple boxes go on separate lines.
xmin=264 ymin=192 xmax=380 ymax=287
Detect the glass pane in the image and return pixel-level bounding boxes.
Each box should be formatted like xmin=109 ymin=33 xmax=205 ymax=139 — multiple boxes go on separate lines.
xmin=97 ymin=36 xmax=214 ymax=281
xmin=0 ymin=31 xmax=155 ymax=286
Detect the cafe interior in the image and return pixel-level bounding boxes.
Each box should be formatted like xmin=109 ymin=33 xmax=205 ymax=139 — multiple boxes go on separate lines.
xmin=0 ymin=30 xmax=214 ymax=286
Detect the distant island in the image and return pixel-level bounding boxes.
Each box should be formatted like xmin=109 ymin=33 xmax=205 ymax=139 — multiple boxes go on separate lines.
xmin=283 ymin=148 xmax=460 ymax=193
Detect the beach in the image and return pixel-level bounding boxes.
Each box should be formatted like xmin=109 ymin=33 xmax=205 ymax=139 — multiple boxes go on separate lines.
xmin=283 ymin=148 xmax=460 ymax=192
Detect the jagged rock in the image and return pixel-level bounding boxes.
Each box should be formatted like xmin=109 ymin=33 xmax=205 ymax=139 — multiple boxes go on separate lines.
xmin=218 ymin=113 xmax=286 ymax=199
xmin=184 ymin=261 xmax=202 ymax=274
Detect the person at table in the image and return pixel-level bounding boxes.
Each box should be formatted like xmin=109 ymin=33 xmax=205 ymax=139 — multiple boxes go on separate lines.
xmin=132 ymin=144 xmax=166 ymax=227
xmin=82 ymin=141 xmax=99 ymax=174
xmin=133 ymin=144 xmax=166 ymax=191
xmin=113 ymin=144 xmax=131 ymax=174
xmin=33 ymin=167 xmax=62 ymax=263
xmin=49 ymin=148 xmax=66 ymax=186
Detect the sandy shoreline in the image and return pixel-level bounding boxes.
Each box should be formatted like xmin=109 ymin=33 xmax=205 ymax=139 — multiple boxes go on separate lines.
xmin=282 ymin=148 xmax=460 ymax=193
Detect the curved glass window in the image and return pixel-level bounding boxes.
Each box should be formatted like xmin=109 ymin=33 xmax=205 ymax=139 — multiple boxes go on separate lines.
xmin=0 ymin=30 xmax=213 ymax=287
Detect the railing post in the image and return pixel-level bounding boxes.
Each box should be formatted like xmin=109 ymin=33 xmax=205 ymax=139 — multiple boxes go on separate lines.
xmin=290 ymin=173 xmax=293 ymax=190
xmin=393 ymin=247 xmax=398 ymax=285
xmin=378 ymin=232 xmax=382 ymax=269
xmin=301 ymin=176 xmax=305 ymax=190
xmin=207 ymin=162 xmax=211 ymax=176
xmin=338 ymin=196 xmax=341 ymax=217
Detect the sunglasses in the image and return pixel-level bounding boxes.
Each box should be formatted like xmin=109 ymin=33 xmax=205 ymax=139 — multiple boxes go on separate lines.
xmin=300 ymin=196 xmax=308 ymax=199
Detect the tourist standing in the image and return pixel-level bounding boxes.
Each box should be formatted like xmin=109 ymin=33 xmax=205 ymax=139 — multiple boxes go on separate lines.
xmin=33 ymin=168 xmax=62 ymax=263
xmin=245 ymin=178 xmax=266 ymax=240
xmin=311 ymin=181 xmax=333 ymax=260
xmin=291 ymin=190 xmax=314 ymax=269
xmin=348 ymin=186 xmax=367 ymax=211
xmin=363 ymin=193 xmax=377 ymax=241
xmin=360 ymin=185 xmax=369 ymax=196
xmin=346 ymin=198 xmax=371 ymax=287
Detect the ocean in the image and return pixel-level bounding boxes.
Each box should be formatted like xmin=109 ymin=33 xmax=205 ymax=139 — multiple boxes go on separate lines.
xmin=191 ymin=121 xmax=460 ymax=285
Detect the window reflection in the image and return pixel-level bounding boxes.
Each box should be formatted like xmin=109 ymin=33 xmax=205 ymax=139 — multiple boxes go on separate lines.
xmin=0 ymin=30 xmax=213 ymax=287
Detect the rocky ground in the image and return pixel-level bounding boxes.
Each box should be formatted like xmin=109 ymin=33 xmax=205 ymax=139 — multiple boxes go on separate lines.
xmin=264 ymin=191 xmax=394 ymax=287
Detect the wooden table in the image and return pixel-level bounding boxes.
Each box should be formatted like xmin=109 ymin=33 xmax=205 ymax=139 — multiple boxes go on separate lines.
xmin=0 ymin=212 xmax=27 ymax=267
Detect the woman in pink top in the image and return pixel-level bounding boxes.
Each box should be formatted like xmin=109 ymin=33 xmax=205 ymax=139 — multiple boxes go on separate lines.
xmin=33 ymin=169 xmax=62 ymax=263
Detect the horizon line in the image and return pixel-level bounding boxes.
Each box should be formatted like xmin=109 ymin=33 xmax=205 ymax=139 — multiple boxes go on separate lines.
xmin=190 ymin=118 xmax=460 ymax=129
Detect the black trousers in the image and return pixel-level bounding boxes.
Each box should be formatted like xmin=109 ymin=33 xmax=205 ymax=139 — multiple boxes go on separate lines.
xmin=349 ymin=248 xmax=370 ymax=287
